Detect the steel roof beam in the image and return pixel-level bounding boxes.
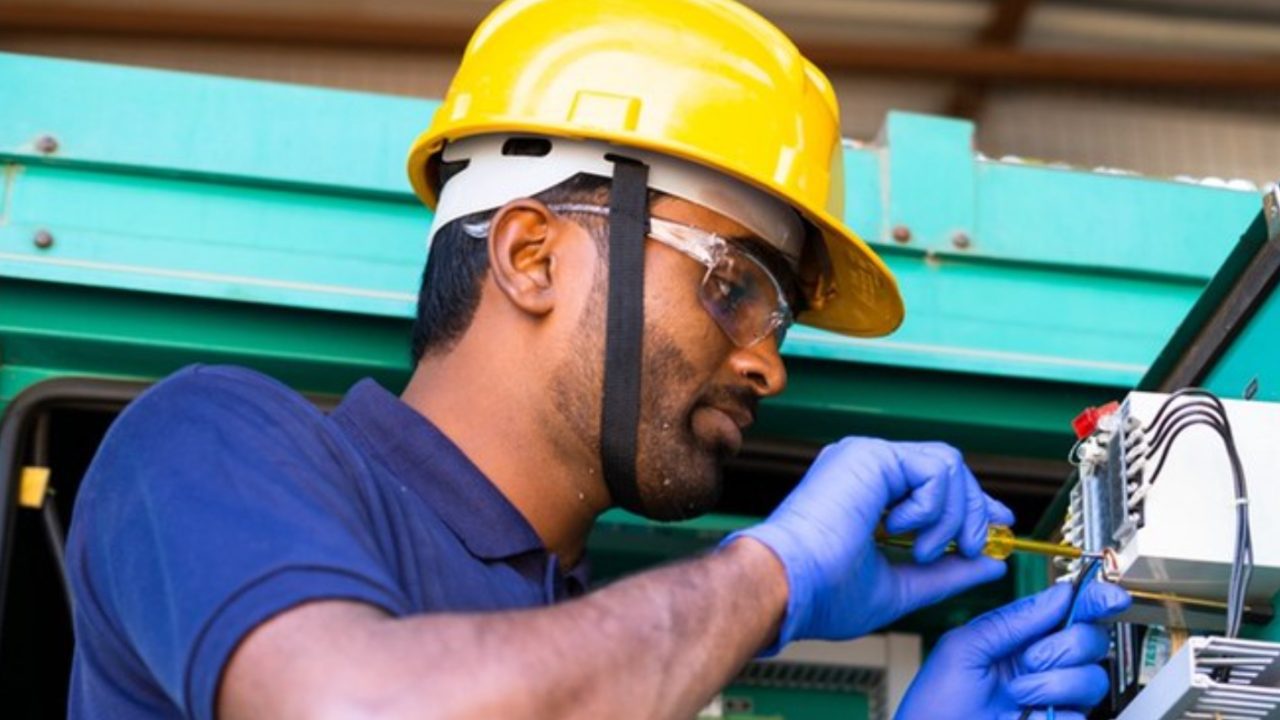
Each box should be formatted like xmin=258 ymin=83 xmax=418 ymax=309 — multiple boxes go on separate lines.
xmin=945 ymin=0 xmax=1037 ymax=120
xmin=3 ymin=3 xmax=1280 ymax=91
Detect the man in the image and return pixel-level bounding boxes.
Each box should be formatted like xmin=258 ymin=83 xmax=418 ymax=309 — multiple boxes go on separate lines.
xmin=66 ymin=0 xmax=1129 ymax=718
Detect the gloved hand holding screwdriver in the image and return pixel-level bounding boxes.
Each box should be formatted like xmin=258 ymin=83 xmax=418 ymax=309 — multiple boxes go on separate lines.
xmin=725 ymin=437 xmax=1129 ymax=718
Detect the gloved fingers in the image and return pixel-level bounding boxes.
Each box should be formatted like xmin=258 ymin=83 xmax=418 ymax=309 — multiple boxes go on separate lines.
xmin=809 ymin=436 xmax=908 ymax=510
xmin=1008 ymin=665 xmax=1109 ymax=709
xmin=953 ymin=584 xmax=1074 ymax=661
xmin=1021 ymin=623 xmax=1111 ymax=673
xmin=986 ymin=496 xmax=1016 ymax=526
xmin=1067 ymin=581 xmax=1132 ymax=623
xmin=957 ymin=466 xmax=991 ymax=557
xmin=901 ymin=442 xmax=996 ymax=560
xmin=886 ymin=443 xmax=956 ymax=560
xmin=911 ymin=448 xmax=968 ymax=562
xmin=883 ymin=475 xmax=947 ymax=535
xmin=993 ymin=707 xmax=1085 ymax=712
xmin=887 ymin=555 xmax=1007 ymax=618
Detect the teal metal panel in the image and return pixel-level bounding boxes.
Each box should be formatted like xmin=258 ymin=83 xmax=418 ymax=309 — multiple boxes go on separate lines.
xmin=972 ymin=163 xmax=1251 ymax=277
xmin=821 ymin=112 xmax=1260 ymax=386
xmin=784 ymin=254 xmax=1196 ymax=386
xmin=841 ymin=142 xmax=882 ymax=243
xmin=1201 ymin=291 xmax=1280 ymax=401
xmin=0 ymin=53 xmax=434 ymax=197
xmin=884 ymin=111 xmax=976 ymax=252
xmin=0 ymin=52 xmax=1263 ymax=391
xmin=0 ymin=279 xmax=413 ymax=407
xmin=1 ymin=163 xmax=424 ymax=318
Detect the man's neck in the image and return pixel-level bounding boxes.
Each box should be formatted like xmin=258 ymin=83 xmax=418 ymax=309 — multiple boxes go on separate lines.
xmin=400 ymin=344 xmax=608 ymax=568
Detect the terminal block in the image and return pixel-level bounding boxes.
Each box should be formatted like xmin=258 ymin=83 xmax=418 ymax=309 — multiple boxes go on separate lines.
xmin=1059 ymin=390 xmax=1280 ymax=717
xmin=1059 ymin=391 xmax=1280 ymax=629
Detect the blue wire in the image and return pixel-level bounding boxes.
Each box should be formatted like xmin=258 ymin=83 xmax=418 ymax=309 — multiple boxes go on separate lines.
xmin=1050 ymin=560 xmax=1103 ymax=720
xmin=1019 ymin=560 xmax=1104 ymax=720
xmin=1066 ymin=560 xmax=1102 ymax=626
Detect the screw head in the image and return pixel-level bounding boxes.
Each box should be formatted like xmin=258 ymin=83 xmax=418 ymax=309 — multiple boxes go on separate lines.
xmin=951 ymin=231 xmax=972 ymax=250
xmin=32 ymin=229 xmax=54 ymax=249
xmin=34 ymin=135 xmax=59 ymax=154
xmin=891 ymin=225 xmax=911 ymax=244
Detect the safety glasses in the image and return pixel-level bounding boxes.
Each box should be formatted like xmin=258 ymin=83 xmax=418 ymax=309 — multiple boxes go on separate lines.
xmin=548 ymin=204 xmax=794 ymax=348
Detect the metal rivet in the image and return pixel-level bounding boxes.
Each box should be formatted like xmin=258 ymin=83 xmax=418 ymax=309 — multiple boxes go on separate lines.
xmin=32 ymin=229 xmax=54 ymax=249
xmin=951 ymin=231 xmax=972 ymax=250
xmin=1245 ymin=377 xmax=1259 ymax=400
xmin=34 ymin=135 xmax=59 ymax=154
xmin=891 ymin=225 xmax=912 ymax=244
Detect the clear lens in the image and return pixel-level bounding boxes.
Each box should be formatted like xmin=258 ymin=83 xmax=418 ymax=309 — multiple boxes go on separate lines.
xmin=698 ymin=248 xmax=792 ymax=348
xmin=545 ymin=203 xmax=793 ymax=348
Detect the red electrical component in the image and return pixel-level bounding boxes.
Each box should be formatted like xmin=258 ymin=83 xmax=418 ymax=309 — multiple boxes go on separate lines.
xmin=1072 ymin=401 xmax=1120 ymax=440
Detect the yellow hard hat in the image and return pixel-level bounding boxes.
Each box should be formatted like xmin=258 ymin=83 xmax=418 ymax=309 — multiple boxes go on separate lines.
xmin=406 ymin=0 xmax=904 ymax=337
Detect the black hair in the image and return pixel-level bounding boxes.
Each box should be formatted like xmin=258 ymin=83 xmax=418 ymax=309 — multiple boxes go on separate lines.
xmin=410 ymin=173 xmax=615 ymax=362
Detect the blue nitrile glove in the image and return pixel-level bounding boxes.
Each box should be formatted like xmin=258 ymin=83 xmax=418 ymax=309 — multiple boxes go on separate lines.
xmin=725 ymin=437 xmax=1015 ymax=651
xmin=896 ymin=580 xmax=1133 ymax=720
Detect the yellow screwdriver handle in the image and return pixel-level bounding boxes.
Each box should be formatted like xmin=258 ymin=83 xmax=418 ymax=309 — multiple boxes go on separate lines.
xmin=983 ymin=524 xmax=1016 ymax=560
xmin=876 ymin=524 xmax=1080 ymax=561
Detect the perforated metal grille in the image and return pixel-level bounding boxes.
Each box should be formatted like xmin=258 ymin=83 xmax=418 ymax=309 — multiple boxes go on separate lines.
xmin=1183 ymin=638 xmax=1280 ymax=719
xmin=737 ymin=662 xmax=887 ymax=720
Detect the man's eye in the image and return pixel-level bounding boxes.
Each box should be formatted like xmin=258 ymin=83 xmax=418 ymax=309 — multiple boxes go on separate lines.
xmin=713 ymin=275 xmax=746 ymax=305
xmin=714 ymin=277 xmax=733 ymax=296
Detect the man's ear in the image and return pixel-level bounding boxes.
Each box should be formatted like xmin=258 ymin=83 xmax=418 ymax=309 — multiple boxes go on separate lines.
xmin=487 ymin=199 xmax=560 ymax=316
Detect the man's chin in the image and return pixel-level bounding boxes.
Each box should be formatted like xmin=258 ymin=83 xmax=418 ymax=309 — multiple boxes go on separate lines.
xmin=634 ymin=472 xmax=722 ymax=521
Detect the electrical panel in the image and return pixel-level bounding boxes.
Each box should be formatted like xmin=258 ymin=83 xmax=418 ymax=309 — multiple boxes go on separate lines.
xmin=1062 ymin=391 xmax=1280 ymax=627
xmin=1058 ymin=390 xmax=1280 ymax=718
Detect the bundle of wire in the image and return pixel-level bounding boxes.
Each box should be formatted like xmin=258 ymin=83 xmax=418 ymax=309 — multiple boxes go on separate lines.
xmin=1138 ymin=388 xmax=1253 ymax=641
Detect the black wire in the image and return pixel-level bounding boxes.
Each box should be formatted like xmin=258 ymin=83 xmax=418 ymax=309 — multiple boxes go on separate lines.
xmin=31 ymin=411 xmax=75 ymax=616
xmin=42 ymin=492 xmax=73 ymax=615
xmin=1142 ymin=388 xmax=1232 ymax=439
xmin=1145 ymin=409 xmax=1230 ymax=461
xmin=1139 ymin=392 xmax=1251 ymax=641
xmin=1144 ymin=415 xmax=1232 ymax=487
xmin=1144 ymin=400 xmax=1230 ymax=449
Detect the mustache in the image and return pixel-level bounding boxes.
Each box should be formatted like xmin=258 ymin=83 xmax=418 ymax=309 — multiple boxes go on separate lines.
xmin=700 ymin=385 xmax=759 ymax=422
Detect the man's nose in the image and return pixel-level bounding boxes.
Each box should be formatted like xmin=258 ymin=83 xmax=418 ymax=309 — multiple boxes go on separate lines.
xmin=728 ymin=333 xmax=788 ymax=398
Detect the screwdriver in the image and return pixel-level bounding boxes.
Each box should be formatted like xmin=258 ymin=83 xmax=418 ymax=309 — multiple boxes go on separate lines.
xmin=877 ymin=524 xmax=1091 ymax=561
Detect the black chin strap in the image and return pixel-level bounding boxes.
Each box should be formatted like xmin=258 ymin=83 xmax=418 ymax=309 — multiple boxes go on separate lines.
xmin=599 ymin=156 xmax=649 ymax=513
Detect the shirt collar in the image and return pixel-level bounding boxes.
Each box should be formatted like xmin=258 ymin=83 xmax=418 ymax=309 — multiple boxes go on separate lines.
xmin=331 ymin=379 xmax=546 ymax=561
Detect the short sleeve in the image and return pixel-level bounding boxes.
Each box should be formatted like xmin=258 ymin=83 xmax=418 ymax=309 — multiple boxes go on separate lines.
xmin=67 ymin=366 xmax=411 ymax=720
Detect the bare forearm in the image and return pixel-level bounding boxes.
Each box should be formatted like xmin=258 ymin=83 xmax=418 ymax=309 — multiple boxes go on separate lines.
xmin=220 ymin=538 xmax=786 ymax=720
xmin=379 ymin=538 xmax=783 ymax=719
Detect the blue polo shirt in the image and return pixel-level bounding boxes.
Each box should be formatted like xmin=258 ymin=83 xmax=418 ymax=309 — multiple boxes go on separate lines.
xmin=66 ymin=365 xmax=587 ymax=720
